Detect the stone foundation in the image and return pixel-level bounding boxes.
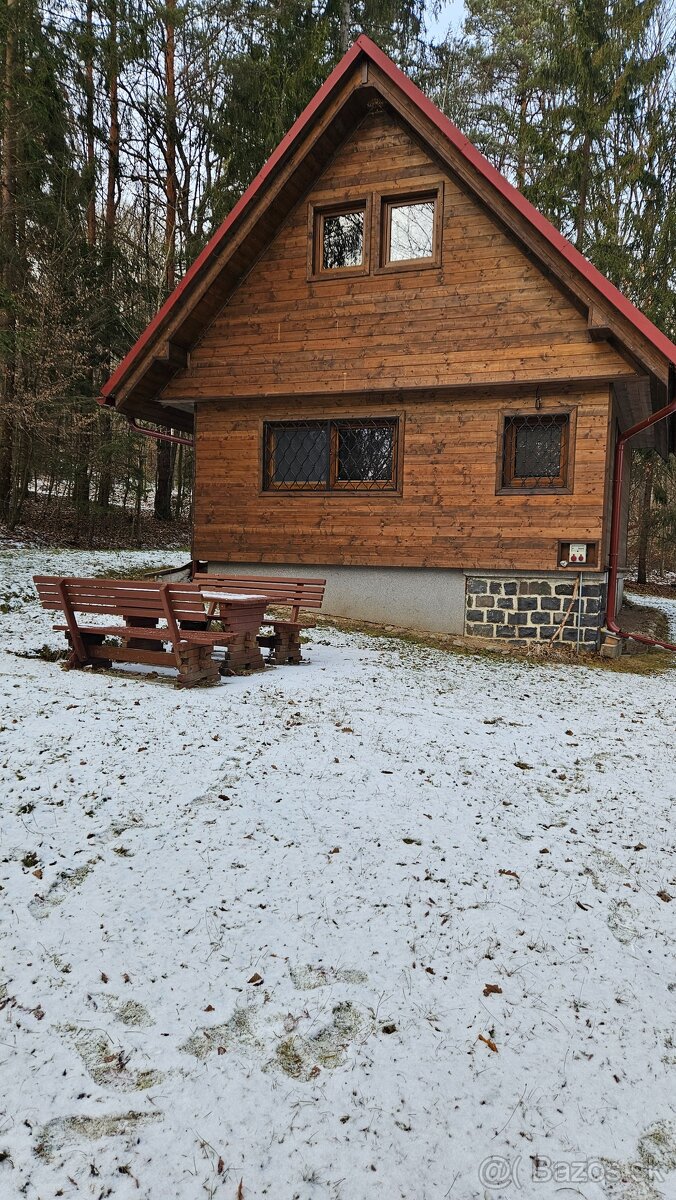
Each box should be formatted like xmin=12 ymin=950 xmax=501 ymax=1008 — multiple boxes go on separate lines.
xmin=465 ymin=573 xmax=606 ymax=646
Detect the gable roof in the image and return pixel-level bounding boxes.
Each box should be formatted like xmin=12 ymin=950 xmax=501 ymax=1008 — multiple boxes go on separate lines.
xmin=101 ymin=34 xmax=676 ymax=426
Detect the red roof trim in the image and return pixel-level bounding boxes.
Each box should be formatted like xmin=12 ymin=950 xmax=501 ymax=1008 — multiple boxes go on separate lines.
xmin=100 ymin=40 xmax=364 ymax=401
xmin=359 ymin=35 xmax=676 ymax=368
xmin=101 ymin=33 xmax=676 ymax=405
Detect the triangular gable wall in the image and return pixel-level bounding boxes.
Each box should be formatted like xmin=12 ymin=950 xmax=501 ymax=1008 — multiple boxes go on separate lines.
xmin=160 ymin=106 xmax=634 ymax=404
xmin=100 ymin=36 xmax=676 ymax=427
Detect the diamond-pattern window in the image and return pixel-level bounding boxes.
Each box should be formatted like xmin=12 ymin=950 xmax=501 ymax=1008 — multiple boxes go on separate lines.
xmin=502 ymin=413 xmax=570 ymax=490
xmin=264 ymin=419 xmax=399 ymax=492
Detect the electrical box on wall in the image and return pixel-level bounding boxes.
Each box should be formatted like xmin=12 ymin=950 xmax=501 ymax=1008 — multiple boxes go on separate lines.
xmin=558 ymin=541 xmax=598 ymax=568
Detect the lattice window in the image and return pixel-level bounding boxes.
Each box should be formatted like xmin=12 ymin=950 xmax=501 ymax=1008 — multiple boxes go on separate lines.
xmin=502 ymin=413 xmax=570 ymax=490
xmin=263 ymin=419 xmax=399 ymax=492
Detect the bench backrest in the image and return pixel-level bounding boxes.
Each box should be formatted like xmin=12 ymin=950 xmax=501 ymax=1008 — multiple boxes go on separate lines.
xmin=33 ymin=576 xmax=212 ymax=625
xmin=193 ymin=572 xmax=326 ymax=614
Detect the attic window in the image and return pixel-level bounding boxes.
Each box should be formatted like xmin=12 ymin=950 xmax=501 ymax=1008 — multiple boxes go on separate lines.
xmin=381 ymin=192 xmax=439 ymax=266
xmin=312 ymin=202 xmax=368 ymax=275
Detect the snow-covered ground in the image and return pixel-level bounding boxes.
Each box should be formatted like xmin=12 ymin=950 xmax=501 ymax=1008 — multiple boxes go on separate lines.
xmin=1 ymin=550 xmax=675 ymax=1200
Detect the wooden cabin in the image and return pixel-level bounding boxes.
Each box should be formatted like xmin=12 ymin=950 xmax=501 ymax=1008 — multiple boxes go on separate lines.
xmin=101 ymin=36 xmax=676 ymax=647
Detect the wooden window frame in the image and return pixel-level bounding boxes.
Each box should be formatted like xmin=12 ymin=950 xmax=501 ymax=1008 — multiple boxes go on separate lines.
xmin=375 ymin=186 xmax=443 ymax=274
xmin=496 ymin=408 xmax=576 ymax=495
xmin=307 ymin=198 xmax=371 ymax=281
xmin=261 ymin=416 xmax=402 ymax=494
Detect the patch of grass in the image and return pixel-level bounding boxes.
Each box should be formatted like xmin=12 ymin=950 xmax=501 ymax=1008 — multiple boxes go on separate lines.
xmin=313 ymin=611 xmax=676 ymax=677
xmin=91 ymin=562 xmax=181 ymax=581
xmin=14 ymin=644 xmax=66 ymax=663
xmin=620 ymin=596 xmax=671 ymax=642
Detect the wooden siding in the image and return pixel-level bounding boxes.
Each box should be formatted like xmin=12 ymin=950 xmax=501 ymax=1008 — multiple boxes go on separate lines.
xmin=162 ymin=108 xmax=634 ymax=405
xmin=193 ymin=388 xmax=611 ymax=570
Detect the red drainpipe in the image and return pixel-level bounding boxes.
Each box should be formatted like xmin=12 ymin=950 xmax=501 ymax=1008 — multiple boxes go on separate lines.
xmin=606 ymin=367 xmax=676 ymax=650
xmin=126 ymin=416 xmax=194 ymax=447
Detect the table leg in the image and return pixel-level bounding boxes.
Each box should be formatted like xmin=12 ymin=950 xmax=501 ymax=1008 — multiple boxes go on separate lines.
xmin=124 ymin=616 xmax=160 ymax=651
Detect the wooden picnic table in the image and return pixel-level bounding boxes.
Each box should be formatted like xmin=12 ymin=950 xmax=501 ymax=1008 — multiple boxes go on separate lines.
xmin=202 ymin=590 xmax=270 ymax=672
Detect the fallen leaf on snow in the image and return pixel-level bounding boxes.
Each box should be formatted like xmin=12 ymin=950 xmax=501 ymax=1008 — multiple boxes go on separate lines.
xmin=247 ymin=973 xmax=264 ymax=985
xmin=478 ymin=1034 xmax=498 ymax=1053
xmin=483 ymin=984 xmax=502 ymax=997
xmin=657 ymin=890 xmax=673 ymax=903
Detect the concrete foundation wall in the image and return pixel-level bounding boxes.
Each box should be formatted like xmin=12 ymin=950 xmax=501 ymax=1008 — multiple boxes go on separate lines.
xmin=208 ymin=561 xmax=467 ymax=634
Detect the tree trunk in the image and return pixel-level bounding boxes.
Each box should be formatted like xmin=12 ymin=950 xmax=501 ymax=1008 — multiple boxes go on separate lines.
xmin=0 ymin=0 xmax=17 ymax=523
xmin=636 ymin=454 xmax=654 ymax=585
xmin=155 ymin=0 xmax=177 ymax=523
xmin=98 ymin=0 xmax=119 ymax=515
xmin=85 ymin=0 xmax=96 ymax=249
xmin=339 ymin=0 xmax=351 ymax=55
xmin=575 ymin=130 xmax=591 ymax=250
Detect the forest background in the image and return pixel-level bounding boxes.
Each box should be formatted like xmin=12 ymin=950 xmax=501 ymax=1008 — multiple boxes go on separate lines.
xmin=0 ymin=0 xmax=674 ymax=579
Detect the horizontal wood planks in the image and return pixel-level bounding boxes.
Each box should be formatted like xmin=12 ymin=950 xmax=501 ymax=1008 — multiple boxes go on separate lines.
xmin=161 ymin=108 xmax=634 ymax=404
xmin=193 ymin=387 xmax=611 ymax=571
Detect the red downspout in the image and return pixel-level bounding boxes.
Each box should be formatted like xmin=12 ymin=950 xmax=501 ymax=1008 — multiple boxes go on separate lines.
xmin=126 ymin=416 xmax=194 ymax=447
xmin=606 ymin=367 xmax=676 ymax=650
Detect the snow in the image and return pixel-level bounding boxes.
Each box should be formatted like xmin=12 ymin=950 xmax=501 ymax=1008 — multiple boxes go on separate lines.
xmin=1 ymin=549 xmax=676 ymax=1200
xmin=201 ymin=591 xmax=270 ymax=602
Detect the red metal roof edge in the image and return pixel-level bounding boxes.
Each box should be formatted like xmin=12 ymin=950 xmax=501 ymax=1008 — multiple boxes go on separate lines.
xmin=358 ymin=34 xmax=676 ymax=368
xmin=100 ymin=39 xmax=364 ymax=402
xmin=101 ymin=33 xmax=676 ymax=406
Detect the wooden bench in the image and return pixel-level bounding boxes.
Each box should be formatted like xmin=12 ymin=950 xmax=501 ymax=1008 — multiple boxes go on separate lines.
xmin=194 ymin=573 xmax=326 ymax=664
xmin=32 ymin=576 xmax=235 ymax=688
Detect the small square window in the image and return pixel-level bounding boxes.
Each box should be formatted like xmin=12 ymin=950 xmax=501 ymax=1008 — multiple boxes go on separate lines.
xmin=312 ymin=204 xmax=366 ymax=275
xmin=501 ymin=413 xmax=570 ymax=490
xmin=382 ymin=195 xmax=437 ymax=265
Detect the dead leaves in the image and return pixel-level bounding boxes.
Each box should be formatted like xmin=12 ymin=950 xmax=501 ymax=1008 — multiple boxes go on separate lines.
xmin=478 ymin=1034 xmax=498 ymax=1053
xmin=514 ymin=761 xmax=533 ymax=770
xmin=657 ymin=890 xmax=673 ymax=903
xmin=498 ymin=868 xmax=520 ymax=883
xmin=483 ymin=984 xmax=502 ymax=997
xmin=247 ymin=972 xmax=264 ymax=986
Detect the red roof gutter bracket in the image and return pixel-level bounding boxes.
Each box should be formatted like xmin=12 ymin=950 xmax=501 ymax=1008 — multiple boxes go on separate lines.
xmin=126 ymin=416 xmax=194 ymax=448
xmin=605 ymin=369 xmax=676 ymax=651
